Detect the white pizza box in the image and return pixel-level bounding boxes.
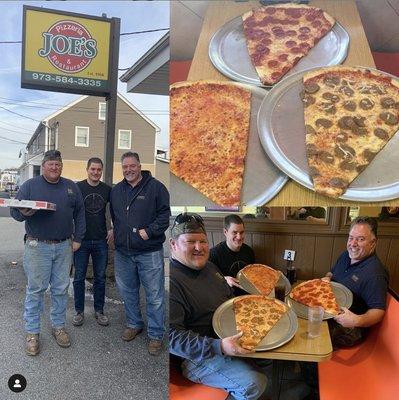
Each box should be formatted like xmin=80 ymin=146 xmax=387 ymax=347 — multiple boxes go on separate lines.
xmin=0 ymin=198 xmax=56 ymax=211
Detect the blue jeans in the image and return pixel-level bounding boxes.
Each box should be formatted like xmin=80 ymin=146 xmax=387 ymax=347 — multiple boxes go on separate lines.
xmin=73 ymin=239 xmax=108 ymax=313
xmin=182 ymin=355 xmax=268 ymax=400
xmin=114 ymin=249 xmax=165 ymax=340
xmin=23 ymin=239 xmax=72 ymax=334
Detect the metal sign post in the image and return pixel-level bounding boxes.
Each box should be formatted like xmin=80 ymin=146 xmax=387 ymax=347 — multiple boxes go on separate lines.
xmin=103 ymin=17 xmax=120 ymax=186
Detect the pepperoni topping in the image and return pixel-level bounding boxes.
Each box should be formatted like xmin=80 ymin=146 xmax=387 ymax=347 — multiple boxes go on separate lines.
xmin=278 ymin=53 xmax=289 ymax=61
xmin=299 ymin=42 xmax=311 ymax=51
xmin=244 ymin=18 xmax=257 ymax=28
xmin=271 ymin=26 xmax=283 ymax=34
xmin=298 ymin=34 xmax=310 ymax=41
xmin=281 ymin=66 xmax=290 ymax=74
xmin=251 ymin=53 xmax=264 ymax=66
xmin=271 ymin=71 xmax=283 ymax=81
xmin=285 ymin=40 xmax=297 ymax=48
xmin=265 ymin=7 xmax=276 ymax=14
xmin=305 ymin=12 xmax=317 ymax=22
xmin=284 ymin=8 xmax=302 ymax=18
xmin=312 ymin=19 xmax=322 ymax=28
xmin=256 ymin=44 xmax=270 ymax=54
xmin=291 ymin=47 xmax=302 ymax=54
xmin=245 ymin=28 xmax=265 ymax=39
xmin=299 ymin=26 xmax=311 ymax=34
xmin=268 ymin=60 xmax=279 ymax=68
xmin=261 ymin=38 xmax=272 ymax=46
xmin=286 ymin=30 xmax=297 ymax=37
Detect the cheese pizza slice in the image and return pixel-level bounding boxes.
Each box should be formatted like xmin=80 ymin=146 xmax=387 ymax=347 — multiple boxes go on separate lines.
xmin=241 ymin=264 xmax=281 ymax=296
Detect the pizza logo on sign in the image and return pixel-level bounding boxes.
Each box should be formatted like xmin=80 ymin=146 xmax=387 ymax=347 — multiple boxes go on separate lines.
xmin=38 ymin=20 xmax=98 ymax=73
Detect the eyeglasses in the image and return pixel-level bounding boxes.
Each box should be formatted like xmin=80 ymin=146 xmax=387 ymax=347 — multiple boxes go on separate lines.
xmin=44 ymin=150 xmax=61 ymax=157
xmin=172 ymin=213 xmax=204 ymax=231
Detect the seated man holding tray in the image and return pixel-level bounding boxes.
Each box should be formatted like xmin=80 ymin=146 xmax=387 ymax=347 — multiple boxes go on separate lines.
xmin=169 ymin=213 xmax=268 ymax=400
xmin=324 ymin=216 xmax=389 ymax=348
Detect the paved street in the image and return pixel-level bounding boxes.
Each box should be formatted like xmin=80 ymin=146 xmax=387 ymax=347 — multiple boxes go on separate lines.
xmin=0 ymin=217 xmax=168 ymax=400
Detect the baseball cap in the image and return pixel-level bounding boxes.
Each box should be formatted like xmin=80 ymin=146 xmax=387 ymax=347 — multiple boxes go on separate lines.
xmin=42 ymin=150 xmax=62 ymax=163
xmin=171 ymin=213 xmax=206 ymax=238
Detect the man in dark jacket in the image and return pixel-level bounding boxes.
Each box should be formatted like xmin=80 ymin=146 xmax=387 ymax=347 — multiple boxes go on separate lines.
xmin=110 ymin=151 xmax=170 ymax=356
xmin=10 ymin=150 xmax=85 ymax=355
xmin=169 ymin=213 xmax=267 ymax=400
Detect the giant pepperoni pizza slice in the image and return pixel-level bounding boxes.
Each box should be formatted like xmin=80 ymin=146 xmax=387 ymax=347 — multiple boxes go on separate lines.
xmin=289 ymin=279 xmax=340 ymax=315
xmin=240 ymin=264 xmax=281 ymax=296
xmin=302 ymin=66 xmax=399 ymax=198
xmin=170 ymin=80 xmax=251 ymax=206
xmin=233 ymin=295 xmax=288 ymax=350
xmin=242 ymin=4 xmax=335 ymax=85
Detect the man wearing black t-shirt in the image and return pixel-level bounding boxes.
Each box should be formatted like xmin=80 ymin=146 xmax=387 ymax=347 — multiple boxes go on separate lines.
xmin=323 ymin=216 xmax=389 ymax=348
xmin=72 ymin=158 xmax=112 ymax=327
xmin=209 ymin=214 xmax=255 ymax=292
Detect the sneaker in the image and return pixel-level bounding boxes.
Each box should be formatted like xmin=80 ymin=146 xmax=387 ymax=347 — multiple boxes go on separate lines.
xmin=95 ymin=311 xmax=109 ymax=326
xmin=122 ymin=327 xmax=143 ymax=342
xmin=72 ymin=312 xmax=84 ymax=326
xmin=26 ymin=333 xmax=40 ymax=356
xmin=52 ymin=327 xmax=71 ymax=348
xmin=148 ymin=339 xmax=162 ymax=356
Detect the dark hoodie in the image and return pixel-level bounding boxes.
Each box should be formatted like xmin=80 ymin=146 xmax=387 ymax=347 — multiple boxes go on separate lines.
xmin=110 ymin=171 xmax=170 ymax=255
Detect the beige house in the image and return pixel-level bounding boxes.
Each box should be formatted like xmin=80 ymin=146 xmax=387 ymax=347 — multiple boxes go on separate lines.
xmin=19 ymin=93 xmax=161 ymax=184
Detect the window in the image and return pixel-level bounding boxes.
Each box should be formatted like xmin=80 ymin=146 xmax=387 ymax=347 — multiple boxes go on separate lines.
xmin=98 ymin=102 xmax=106 ymax=120
xmin=75 ymin=126 xmax=89 ymax=147
xmin=118 ymin=129 xmax=131 ymax=149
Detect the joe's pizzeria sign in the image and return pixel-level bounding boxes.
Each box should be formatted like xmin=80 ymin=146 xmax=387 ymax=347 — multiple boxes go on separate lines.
xmin=21 ymin=6 xmax=112 ymax=96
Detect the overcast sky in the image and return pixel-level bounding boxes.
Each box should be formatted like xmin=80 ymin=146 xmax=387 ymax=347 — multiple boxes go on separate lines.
xmin=0 ymin=0 xmax=169 ymax=170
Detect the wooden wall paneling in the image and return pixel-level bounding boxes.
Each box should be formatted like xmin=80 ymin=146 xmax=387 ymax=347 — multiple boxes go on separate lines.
xmin=386 ymin=238 xmax=399 ymax=294
xmin=331 ymin=237 xmax=347 ymax=265
xmin=274 ymin=235 xmax=293 ymax=272
xmin=263 ymin=234 xmax=276 ymax=267
xmin=245 ymin=232 xmax=254 ymax=248
xmin=313 ymin=236 xmax=335 ymax=278
xmin=210 ymin=232 xmax=223 ymax=248
xmin=252 ymin=233 xmax=265 ymax=263
xmin=375 ymin=238 xmax=391 ymax=266
xmin=292 ymin=235 xmax=316 ymax=280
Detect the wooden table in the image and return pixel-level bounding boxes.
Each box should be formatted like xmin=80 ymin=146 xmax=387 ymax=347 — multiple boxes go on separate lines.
xmin=187 ymin=0 xmax=398 ymax=206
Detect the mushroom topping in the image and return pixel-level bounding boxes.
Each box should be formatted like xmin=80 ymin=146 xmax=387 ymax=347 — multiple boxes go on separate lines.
xmin=343 ymin=100 xmax=356 ymax=111
xmin=329 ymin=177 xmax=348 ymax=188
xmin=318 ymin=151 xmax=334 ymax=164
xmin=322 ymin=92 xmax=340 ymax=103
xmin=302 ymin=94 xmax=316 ymax=107
xmin=381 ymin=97 xmax=396 ymax=109
xmin=339 ymin=86 xmax=354 ymax=97
xmin=306 ymin=144 xmax=318 ymax=156
xmin=352 ymin=126 xmax=368 ymax=136
xmin=362 ymin=149 xmax=377 ymax=162
xmin=323 ymin=75 xmax=340 ymax=87
xmin=353 ymin=116 xmax=366 ymax=127
xmin=308 ymin=166 xmax=320 ymax=178
xmin=374 ymin=128 xmax=389 ymax=140
xmin=359 ymin=98 xmax=374 ymax=110
xmin=336 ymin=132 xmax=348 ymax=142
xmin=380 ymin=112 xmax=398 ymax=125
xmin=305 ymin=125 xmax=316 ymax=136
xmin=315 ymin=118 xmax=333 ymax=128
xmin=321 ymin=102 xmax=336 ymax=114
xmin=304 ymin=82 xmax=320 ymax=94
xmin=334 ymin=143 xmax=356 ymax=160
xmin=338 ymin=116 xmax=356 ymax=130
xmin=339 ymin=160 xmax=356 ymax=171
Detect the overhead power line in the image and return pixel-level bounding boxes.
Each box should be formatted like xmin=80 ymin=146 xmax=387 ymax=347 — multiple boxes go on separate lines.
xmin=0 ymin=105 xmax=41 ymax=123
xmin=0 ymin=27 xmax=169 ymax=44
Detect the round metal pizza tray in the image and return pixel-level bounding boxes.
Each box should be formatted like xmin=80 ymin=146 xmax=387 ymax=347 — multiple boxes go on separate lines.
xmin=170 ymin=82 xmax=288 ymax=206
xmin=286 ymin=281 xmax=353 ymax=320
xmin=212 ymin=296 xmax=298 ymax=351
xmin=237 ymin=268 xmax=291 ymax=297
xmin=258 ymin=67 xmax=399 ymax=201
xmin=209 ymin=15 xmax=349 ymax=88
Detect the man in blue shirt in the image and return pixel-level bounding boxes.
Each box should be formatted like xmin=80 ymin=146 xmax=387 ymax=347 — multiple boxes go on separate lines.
xmin=11 ymin=150 xmax=85 ymax=355
xmin=324 ymin=216 xmax=388 ymax=347
xmin=110 ymin=151 xmax=170 ymax=356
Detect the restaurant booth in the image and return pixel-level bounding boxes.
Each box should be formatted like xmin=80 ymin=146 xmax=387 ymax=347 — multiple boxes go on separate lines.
xmin=170 ymin=207 xmax=399 ymax=400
